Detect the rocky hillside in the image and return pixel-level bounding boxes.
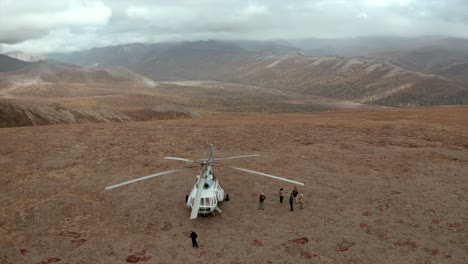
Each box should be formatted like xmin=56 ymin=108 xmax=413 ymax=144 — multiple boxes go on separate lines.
xmin=0 ymin=61 xmax=158 ymax=98
xmin=375 ymin=38 xmax=468 ymax=87
xmin=0 ymin=98 xmax=130 ymax=127
xmin=226 ymin=53 xmax=468 ymax=107
xmin=47 ymin=39 xmax=468 ymax=108
xmin=0 ymin=55 xmax=30 ymax=72
xmin=3 ymin=58 xmax=370 ymax=128
xmin=0 ymin=60 xmax=194 ymax=128
xmin=1 ymin=38 xmax=466 ymax=128
xmin=0 ymin=97 xmax=193 ymax=128
xmin=48 ymin=40 xmax=300 ymax=81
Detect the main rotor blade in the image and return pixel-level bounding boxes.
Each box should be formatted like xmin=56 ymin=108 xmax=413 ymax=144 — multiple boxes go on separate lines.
xmin=215 ymin=154 xmax=260 ymax=161
xmin=164 ymin=157 xmax=196 ymax=163
xmin=226 ymin=166 xmax=305 ymax=186
xmin=190 ymin=177 xmax=206 ymax=219
xmin=105 ymin=168 xmax=188 ymax=190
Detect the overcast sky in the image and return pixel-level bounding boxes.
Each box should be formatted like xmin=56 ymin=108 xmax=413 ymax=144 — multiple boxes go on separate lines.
xmin=1 ymin=0 xmax=467 ymax=54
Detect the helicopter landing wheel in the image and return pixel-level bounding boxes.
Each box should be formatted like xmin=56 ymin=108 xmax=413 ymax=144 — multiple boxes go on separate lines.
xmin=225 ymin=193 xmax=230 ymax=201
xmin=185 ymin=195 xmax=189 ymax=203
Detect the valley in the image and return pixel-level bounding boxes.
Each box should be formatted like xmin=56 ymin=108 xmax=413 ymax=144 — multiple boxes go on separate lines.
xmin=2 ymin=38 xmax=468 ymax=128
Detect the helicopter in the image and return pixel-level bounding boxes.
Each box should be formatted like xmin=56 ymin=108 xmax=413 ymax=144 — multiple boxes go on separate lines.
xmin=105 ymin=144 xmax=304 ymax=219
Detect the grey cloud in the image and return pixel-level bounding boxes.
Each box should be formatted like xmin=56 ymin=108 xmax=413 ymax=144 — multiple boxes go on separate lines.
xmin=2 ymin=0 xmax=468 ymax=53
xmin=387 ymin=0 xmax=468 ymax=22
xmin=0 ymin=29 xmax=48 ymax=45
xmin=0 ymin=1 xmax=112 ymax=44
xmin=112 ymin=1 xmax=276 ymax=34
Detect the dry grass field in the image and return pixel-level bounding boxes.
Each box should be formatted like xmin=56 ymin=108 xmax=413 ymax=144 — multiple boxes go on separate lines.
xmin=1 ymin=107 xmax=467 ymax=263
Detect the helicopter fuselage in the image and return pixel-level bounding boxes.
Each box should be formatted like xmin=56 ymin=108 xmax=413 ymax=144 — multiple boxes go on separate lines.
xmin=106 ymin=144 xmax=304 ymax=219
xmin=186 ymin=169 xmax=225 ymax=215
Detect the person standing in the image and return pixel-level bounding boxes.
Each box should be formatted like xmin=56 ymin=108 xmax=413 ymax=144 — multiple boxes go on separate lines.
xmin=289 ymin=193 xmax=294 ymax=211
xmin=190 ymin=231 xmax=198 ymax=248
xmin=299 ymin=194 xmax=304 ymax=209
xmin=258 ymin=192 xmax=266 ymax=210
xmin=279 ymin=188 xmax=284 ymax=203
xmin=292 ymin=187 xmax=299 ymax=203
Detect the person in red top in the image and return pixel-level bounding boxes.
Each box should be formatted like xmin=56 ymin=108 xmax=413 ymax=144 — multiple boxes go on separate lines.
xmin=258 ymin=192 xmax=266 ymax=210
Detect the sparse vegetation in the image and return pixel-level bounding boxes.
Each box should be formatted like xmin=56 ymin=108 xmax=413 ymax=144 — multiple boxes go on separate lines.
xmin=1 ymin=107 xmax=467 ymax=263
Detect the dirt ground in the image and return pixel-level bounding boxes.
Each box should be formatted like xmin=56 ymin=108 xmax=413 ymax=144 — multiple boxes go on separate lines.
xmin=1 ymin=107 xmax=467 ymax=264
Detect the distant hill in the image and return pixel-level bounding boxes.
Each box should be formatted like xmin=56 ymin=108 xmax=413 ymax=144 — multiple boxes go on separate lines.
xmin=225 ymin=53 xmax=468 ymax=107
xmin=4 ymin=51 xmax=46 ymax=62
xmin=0 ymin=54 xmax=30 ymax=72
xmin=225 ymin=40 xmax=301 ymax=54
xmin=0 ymin=58 xmax=384 ymax=128
xmin=0 ymin=96 xmax=197 ymax=128
xmin=0 ymin=97 xmax=131 ymax=127
xmin=283 ymin=36 xmax=451 ymax=56
xmin=134 ymin=41 xmax=254 ymax=80
xmin=374 ymin=38 xmax=468 ymax=86
xmin=47 ymin=40 xmax=302 ymax=80
xmin=44 ymin=38 xmax=468 ymax=108
xmin=0 ymin=60 xmax=158 ymax=92
xmin=0 ymin=60 xmax=196 ymax=128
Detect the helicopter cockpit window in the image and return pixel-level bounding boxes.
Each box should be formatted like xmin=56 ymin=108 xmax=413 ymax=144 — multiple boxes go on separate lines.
xmin=201 ymin=197 xmax=210 ymax=206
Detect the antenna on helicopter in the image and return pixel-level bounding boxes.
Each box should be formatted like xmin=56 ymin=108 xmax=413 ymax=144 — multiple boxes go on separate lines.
xmin=105 ymin=144 xmax=304 ymax=219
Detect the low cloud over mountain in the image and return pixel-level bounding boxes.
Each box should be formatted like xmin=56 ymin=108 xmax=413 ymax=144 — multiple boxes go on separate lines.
xmin=2 ymin=0 xmax=468 ymax=54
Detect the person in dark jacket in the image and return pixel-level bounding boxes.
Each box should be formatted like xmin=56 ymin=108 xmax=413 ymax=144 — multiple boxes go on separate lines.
xmin=289 ymin=193 xmax=294 ymax=211
xmin=190 ymin=231 xmax=198 ymax=248
xmin=258 ymin=192 xmax=266 ymax=210
xmin=292 ymin=187 xmax=299 ymax=203
xmin=279 ymin=188 xmax=284 ymax=203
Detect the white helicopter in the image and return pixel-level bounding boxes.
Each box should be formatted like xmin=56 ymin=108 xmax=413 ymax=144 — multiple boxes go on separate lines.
xmin=105 ymin=144 xmax=304 ymax=219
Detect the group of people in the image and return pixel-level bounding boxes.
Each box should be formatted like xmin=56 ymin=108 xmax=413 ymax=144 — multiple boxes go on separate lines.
xmin=258 ymin=186 xmax=304 ymax=211
xmin=190 ymin=187 xmax=304 ymax=249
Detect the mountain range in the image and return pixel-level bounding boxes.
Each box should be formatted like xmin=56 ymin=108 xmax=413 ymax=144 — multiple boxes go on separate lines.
xmin=1 ymin=37 xmax=468 ymax=127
